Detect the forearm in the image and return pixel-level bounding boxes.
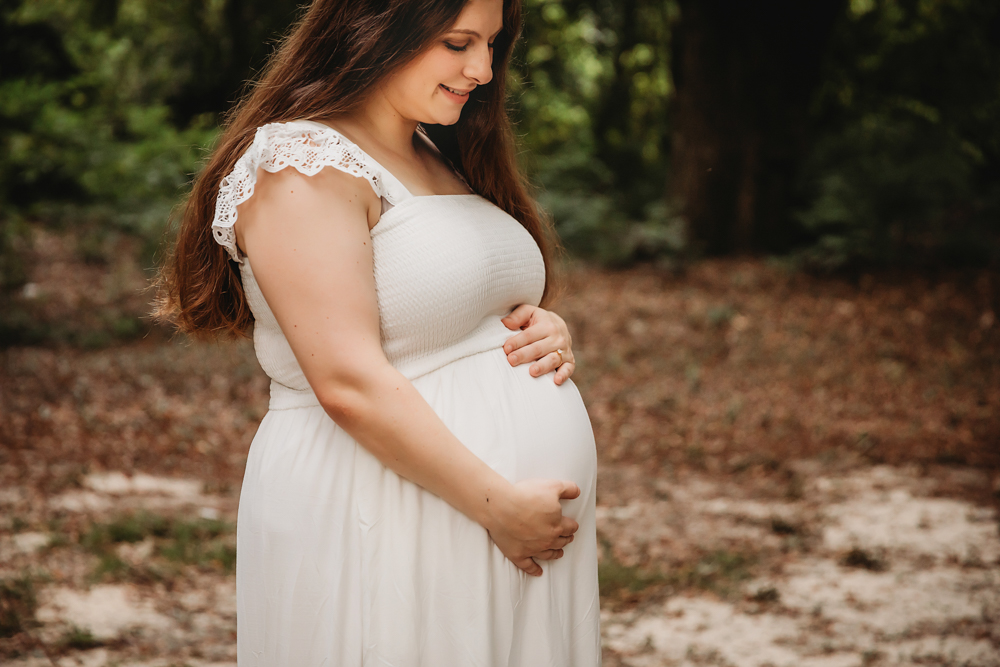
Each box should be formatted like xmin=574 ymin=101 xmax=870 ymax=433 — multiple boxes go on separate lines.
xmin=315 ymin=362 xmax=511 ymax=530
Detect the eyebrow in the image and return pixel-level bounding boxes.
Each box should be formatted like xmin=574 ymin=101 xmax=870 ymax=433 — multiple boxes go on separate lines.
xmin=447 ymin=26 xmax=504 ymax=39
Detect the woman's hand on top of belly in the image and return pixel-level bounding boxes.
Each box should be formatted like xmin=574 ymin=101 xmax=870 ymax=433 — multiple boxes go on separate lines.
xmin=484 ymin=479 xmax=581 ymax=577
xmin=501 ymin=305 xmax=575 ymax=385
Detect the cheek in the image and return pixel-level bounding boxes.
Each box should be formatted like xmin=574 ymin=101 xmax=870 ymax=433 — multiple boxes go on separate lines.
xmin=388 ymin=48 xmax=462 ymax=108
xmin=386 ymin=71 xmax=431 ymax=109
xmin=420 ymin=49 xmax=463 ymax=84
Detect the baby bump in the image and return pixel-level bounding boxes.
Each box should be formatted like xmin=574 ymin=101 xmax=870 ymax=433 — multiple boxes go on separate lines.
xmin=410 ymin=347 xmax=597 ymax=522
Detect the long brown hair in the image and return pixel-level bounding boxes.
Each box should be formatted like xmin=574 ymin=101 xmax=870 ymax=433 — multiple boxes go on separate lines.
xmin=155 ymin=0 xmax=559 ymax=339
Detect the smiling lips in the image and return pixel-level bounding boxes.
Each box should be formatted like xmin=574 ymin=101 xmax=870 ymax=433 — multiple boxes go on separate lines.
xmin=439 ymin=84 xmax=473 ymax=100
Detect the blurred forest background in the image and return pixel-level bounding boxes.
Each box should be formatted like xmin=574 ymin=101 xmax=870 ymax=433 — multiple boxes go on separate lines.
xmin=2 ymin=1 xmax=999 ymax=663
xmin=2 ymin=0 xmax=999 ymax=320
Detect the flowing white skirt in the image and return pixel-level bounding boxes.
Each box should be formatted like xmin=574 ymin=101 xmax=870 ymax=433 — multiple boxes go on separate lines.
xmin=235 ymin=345 xmax=601 ymax=667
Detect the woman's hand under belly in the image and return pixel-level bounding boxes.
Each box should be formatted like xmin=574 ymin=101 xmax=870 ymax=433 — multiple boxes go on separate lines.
xmin=410 ymin=346 xmax=598 ymax=571
xmin=483 ymin=478 xmax=581 ymax=575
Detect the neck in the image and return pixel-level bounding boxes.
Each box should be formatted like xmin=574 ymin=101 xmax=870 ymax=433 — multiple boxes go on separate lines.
xmin=336 ymin=89 xmax=420 ymax=159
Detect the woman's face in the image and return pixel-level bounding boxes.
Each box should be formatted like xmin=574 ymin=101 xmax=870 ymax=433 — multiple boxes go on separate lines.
xmin=382 ymin=0 xmax=503 ymax=126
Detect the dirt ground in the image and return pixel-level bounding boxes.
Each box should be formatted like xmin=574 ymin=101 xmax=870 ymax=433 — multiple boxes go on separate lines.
xmin=1 ymin=231 xmax=998 ymax=666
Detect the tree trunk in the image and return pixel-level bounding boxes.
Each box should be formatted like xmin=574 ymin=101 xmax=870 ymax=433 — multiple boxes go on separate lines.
xmin=670 ymin=0 xmax=844 ymax=254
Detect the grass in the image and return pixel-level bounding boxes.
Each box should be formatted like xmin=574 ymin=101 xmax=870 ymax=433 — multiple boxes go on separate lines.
xmin=61 ymin=625 xmax=102 ymax=650
xmin=158 ymin=518 xmax=236 ymax=571
xmin=598 ymin=554 xmax=667 ymax=598
xmin=673 ymin=550 xmax=757 ymax=598
xmin=81 ymin=512 xmax=237 ymax=582
xmin=599 ymin=546 xmax=758 ymax=601
xmin=0 ymin=574 xmax=38 ymax=638
xmin=82 ymin=512 xmax=170 ymax=550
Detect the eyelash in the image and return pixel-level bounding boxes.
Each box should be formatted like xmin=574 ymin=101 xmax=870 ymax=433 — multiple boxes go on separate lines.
xmin=445 ymin=42 xmax=495 ymax=52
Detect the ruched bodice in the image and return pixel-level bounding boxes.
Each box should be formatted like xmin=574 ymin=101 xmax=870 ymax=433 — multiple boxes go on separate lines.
xmin=212 ymin=120 xmax=545 ymax=404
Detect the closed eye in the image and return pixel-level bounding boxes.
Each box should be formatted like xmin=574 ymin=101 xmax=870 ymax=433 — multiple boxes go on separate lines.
xmin=445 ymin=42 xmax=495 ymax=52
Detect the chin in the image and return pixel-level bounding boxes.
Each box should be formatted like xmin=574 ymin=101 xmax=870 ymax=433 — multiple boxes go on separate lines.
xmin=428 ymin=108 xmax=463 ymax=126
xmin=424 ymin=104 xmax=463 ymax=126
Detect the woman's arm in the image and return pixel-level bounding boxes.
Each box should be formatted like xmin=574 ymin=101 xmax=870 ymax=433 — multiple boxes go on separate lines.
xmin=236 ymin=165 xmax=579 ymax=575
xmin=501 ymin=305 xmax=576 ymax=386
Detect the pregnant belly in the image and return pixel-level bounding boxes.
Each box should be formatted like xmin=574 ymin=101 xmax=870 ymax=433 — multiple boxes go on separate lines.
xmin=409 ymin=346 xmax=597 ymax=522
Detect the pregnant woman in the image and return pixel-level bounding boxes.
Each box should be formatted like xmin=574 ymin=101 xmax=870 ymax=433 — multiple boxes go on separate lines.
xmin=156 ymin=0 xmax=600 ymax=664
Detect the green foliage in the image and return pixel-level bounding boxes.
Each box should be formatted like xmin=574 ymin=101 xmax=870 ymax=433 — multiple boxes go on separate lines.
xmin=0 ymin=1 xmax=220 ymax=240
xmin=796 ymin=0 xmax=1000 ymax=268
xmin=512 ymin=0 xmax=677 ymax=262
xmin=795 ymin=115 xmax=991 ymax=267
xmin=0 ymin=0 xmax=300 ymax=290
xmin=514 ymin=0 xmax=674 ymax=164
xmin=533 ymin=144 xmax=684 ymax=264
xmin=2 ymin=0 xmax=998 ymax=282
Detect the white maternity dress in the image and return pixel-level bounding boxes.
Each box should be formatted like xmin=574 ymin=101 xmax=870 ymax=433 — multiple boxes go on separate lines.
xmin=210 ymin=119 xmax=601 ymax=667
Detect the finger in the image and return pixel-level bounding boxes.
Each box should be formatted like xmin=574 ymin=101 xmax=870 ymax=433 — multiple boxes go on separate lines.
xmin=510 ymin=338 xmax=563 ymax=368
xmin=503 ymin=326 xmax=547 ymax=358
xmin=558 ymin=481 xmax=581 ymax=500
xmin=553 ymin=361 xmax=575 ymax=386
xmin=559 ymin=517 xmax=580 ymax=538
xmin=533 ymin=347 xmax=573 ymax=378
xmin=533 ymin=549 xmax=564 ymax=560
xmin=550 ymin=534 xmax=574 ymax=549
xmin=514 ymin=557 xmax=542 ymax=577
xmin=501 ymin=304 xmax=535 ymax=331
xmin=504 ymin=318 xmax=562 ymax=357
xmin=528 ymin=351 xmax=563 ymax=378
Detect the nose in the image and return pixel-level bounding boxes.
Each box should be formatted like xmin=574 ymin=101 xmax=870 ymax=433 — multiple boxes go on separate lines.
xmin=464 ymin=43 xmax=494 ymax=87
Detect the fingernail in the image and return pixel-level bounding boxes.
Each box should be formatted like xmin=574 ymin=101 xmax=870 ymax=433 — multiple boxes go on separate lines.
xmin=530 ymin=364 xmax=538 ymax=375
xmin=508 ymin=354 xmax=517 ymax=363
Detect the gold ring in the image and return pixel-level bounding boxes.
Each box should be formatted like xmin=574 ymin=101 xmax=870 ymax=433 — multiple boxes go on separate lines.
xmin=555 ymin=348 xmax=564 ymax=364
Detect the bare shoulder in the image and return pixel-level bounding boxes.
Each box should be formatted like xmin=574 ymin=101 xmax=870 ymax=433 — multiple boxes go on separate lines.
xmin=235 ymin=163 xmax=382 ymax=248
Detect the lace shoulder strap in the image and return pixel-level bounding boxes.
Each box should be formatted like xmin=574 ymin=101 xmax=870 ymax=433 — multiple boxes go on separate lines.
xmin=211 ymin=120 xmax=405 ymax=262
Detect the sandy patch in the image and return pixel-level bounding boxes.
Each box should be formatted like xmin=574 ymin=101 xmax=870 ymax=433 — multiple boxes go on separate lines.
xmin=35 ymin=584 xmax=175 ymax=641
xmin=48 ymin=472 xmax=218 ymax=514
xmin=600 ymin=466 xmax=1000 ymax=666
